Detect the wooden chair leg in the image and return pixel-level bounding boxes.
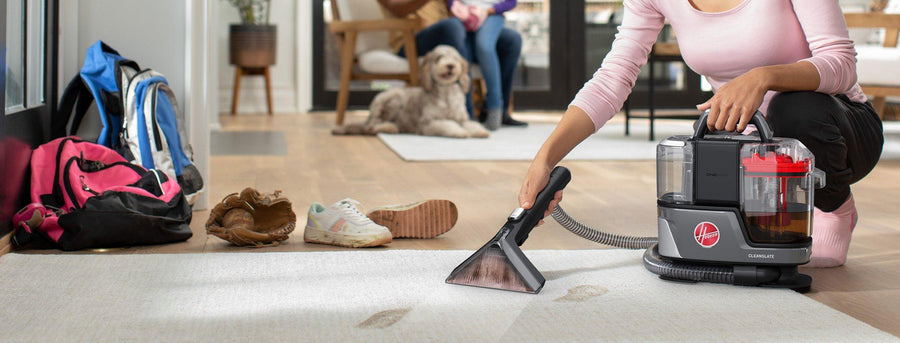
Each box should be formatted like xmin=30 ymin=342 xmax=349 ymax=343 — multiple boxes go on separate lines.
xmin=335 ymin=32 xmax=357 ymax=126
xmin=402 ymin=29 xmax=419 ymax=86
xmin=264 ymin=67 xmax=273 ymax=115
xmin=231 ymin=66 xmax=243 ymax=115
xmin=872 ymin=96 xmax=887 ymax=118
xmin=472 ymin=78 xmax=487 ymax=120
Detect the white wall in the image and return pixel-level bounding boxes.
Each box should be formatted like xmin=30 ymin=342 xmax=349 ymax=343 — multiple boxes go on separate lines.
xmin=216 ymin=0 xmax=310 ymax=114
xmin=72 ymin=0 xmax=187 ymax=105
xmin=297 ymin=0 xmax=313 ymax=113
xmin=187 ymin=0 xmax=213 ymax=210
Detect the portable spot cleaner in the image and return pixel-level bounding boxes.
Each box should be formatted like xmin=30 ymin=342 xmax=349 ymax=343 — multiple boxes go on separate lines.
xmin=447 ymin=111 xmax=825 ymax=293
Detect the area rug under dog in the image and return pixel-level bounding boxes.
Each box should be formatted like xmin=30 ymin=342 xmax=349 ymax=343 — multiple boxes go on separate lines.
xmin=0 ymin=250 xmax=896 ymax=342
xmin=378 ymin=122 xmax=692 ymax=161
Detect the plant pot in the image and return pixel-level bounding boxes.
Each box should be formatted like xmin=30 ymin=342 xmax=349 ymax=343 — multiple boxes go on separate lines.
xmin=229 ymin=24 xmax=277 ymax=68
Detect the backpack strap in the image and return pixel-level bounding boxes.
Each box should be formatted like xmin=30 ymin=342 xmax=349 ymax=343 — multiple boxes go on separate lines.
xmin=57 ymin=75 xmax=126 ymax=145
xmin=100 ymin=90 xmax=123 ymax=118
xmin=49 ymin=137 xmax=78 ymax=210
xmin=114 ymin=59 xmax=140 ymax=95
xmin=54 ymin=76 xmax=94 ymax=139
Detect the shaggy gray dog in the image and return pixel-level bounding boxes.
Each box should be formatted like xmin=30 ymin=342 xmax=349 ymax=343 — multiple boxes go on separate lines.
xmin=332 ymin=45 xmax=489 ymax=138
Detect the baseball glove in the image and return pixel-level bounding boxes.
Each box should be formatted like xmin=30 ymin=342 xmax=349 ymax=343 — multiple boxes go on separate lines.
xmin=206 ymin=188 xmax=296 ymax=247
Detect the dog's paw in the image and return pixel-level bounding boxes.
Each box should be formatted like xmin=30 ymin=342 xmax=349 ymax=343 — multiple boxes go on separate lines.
xmin=446 ymin=131 xmax=469 ymax=139
xmin=461 ymin=121 xmax=490 ymax=138
xmin=331 ymin=126 xmax=347 ymax=135
xmin=469 ymin=129 xmax=490 ymax=139
xmin=373 ymin=122 xmax=400 ymax=134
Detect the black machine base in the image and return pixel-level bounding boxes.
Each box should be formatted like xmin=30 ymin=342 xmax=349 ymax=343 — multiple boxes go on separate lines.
xmin=653 ymin=254 xmax=812 ymax=293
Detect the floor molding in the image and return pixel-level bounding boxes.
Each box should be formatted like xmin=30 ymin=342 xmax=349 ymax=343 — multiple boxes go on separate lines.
xmin=0 ymin=232 xmax=11 ymax=257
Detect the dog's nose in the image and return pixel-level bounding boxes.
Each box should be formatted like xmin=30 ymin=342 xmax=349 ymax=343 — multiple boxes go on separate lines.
xmin=447 ymin=65 xmax=455 ymax=71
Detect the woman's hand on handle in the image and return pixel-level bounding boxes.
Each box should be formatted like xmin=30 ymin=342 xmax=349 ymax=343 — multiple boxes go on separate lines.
xmin=518 ymin=105 xmax=594 ymax=226
xmin=518 ymin=162 xmax=563 ymax=226
xmin=696 ymin=62 xmax=820 ymax=132
xmin=696 ymin=68 xmax=768 ymax=133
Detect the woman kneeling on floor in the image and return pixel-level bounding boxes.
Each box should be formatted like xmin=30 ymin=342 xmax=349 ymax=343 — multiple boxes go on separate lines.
xmin=517 ymin=0 xmax=883 ymax=268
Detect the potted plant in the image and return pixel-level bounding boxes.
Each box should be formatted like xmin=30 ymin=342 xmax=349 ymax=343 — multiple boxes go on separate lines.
xmin=227 ymin=0 xmax=276 ymax=68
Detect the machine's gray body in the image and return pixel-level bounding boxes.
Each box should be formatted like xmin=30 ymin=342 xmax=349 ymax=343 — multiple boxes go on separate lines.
xmin=657 ymin=205 xmax=811 ymax=265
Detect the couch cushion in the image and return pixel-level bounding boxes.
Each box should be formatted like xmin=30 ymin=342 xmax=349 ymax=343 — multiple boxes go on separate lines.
xmin=358 ymin=50 xmax=413 ymax=74
xmin=856 ymin=45 xmax=900 ymax=87
xmin=357 ymin=50 xmax=484 ymax=78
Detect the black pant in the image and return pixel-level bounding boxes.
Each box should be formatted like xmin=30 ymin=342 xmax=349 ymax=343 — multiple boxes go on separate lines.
xmin=766 ymin=92 xmax=884 ymax=212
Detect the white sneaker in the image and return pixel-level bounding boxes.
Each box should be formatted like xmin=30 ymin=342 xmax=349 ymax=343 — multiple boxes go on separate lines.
xmin=305 ymin=198 xmax=392 ymax=248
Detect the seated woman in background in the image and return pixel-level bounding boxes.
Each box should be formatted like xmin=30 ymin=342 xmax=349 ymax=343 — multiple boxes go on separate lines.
xmin=448 ymin=0 xmax=517 ymax=130
xmin=377 ymin=0 xmax=528 ymax=128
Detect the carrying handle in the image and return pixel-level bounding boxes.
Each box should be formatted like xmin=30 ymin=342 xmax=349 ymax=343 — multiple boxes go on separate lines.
xmin=508 ymin=166 xmax=572 ymax=245
xmin=693 ymin=110 xmax=773 ymax=143
xmin=812 ymin=168 xmax=826 ymax=189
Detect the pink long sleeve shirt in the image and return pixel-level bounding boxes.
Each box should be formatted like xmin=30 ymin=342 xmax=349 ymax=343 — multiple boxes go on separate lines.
xmin=571 ymin=0 xmax=867 ymax=131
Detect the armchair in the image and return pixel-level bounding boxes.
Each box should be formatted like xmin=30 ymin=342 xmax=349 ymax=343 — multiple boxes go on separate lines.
xmin=330 ymin=0 xmax=421 ymax=125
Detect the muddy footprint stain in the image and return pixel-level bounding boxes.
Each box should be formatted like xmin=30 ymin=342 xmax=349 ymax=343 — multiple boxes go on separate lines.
xmin=356 ymin=308 xmax=412 ymax=329
xmin=554 ymin=285 xmax=608 ymax=302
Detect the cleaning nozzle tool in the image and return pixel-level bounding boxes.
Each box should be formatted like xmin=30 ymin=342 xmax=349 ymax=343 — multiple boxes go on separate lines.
xmin=446 ymin=166 xmax=571 ymax=293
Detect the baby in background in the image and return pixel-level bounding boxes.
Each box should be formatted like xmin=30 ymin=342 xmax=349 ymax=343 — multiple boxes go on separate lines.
xmin=449 ymin=0 xmax=515 ymax=31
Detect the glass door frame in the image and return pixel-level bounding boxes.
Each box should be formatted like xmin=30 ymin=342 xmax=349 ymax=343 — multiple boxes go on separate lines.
xmin=1 ymin=0 xmax=59 ymax=238
xmin=1 ymin=0 xmax=58 ymax=142
xmin=574 ymin=10 xmax=712 ymax=110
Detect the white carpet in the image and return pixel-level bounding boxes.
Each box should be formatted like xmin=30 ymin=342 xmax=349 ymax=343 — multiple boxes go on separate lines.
xmin=377 ymin=122 xmax=695 ymax=161
xmin=0 ymin=250 xmax=896 ymax=342
xmin=378 ymin=121 xmax=900 ymax=162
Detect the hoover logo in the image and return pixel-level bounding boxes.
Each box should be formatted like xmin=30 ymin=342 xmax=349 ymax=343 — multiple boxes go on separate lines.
xmin=693 ymin=222 xmax=719 ymax=248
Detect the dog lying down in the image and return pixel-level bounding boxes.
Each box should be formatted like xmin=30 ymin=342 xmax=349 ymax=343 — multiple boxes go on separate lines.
xmin=332 ymin=45 xmax=489 ymax=139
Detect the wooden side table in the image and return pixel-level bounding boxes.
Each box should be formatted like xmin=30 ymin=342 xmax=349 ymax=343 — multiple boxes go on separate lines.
xmin=231 ymin=66 xmax=273 ymax=115
xmin=625 ymin=42 xmax=703 ymax=141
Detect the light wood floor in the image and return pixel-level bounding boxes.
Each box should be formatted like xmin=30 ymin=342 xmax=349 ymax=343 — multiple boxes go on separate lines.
xmin=12 ymin=111 xmax=900 ymax=337
xmin=0 ymin=233 xmax=10 ymax=256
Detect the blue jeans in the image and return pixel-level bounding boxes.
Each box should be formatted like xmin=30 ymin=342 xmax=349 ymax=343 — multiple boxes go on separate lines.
xmin=399 ymin=18 xmax=522 ymax=119
xmin=466 ymin=15 xmax=505 ymax=110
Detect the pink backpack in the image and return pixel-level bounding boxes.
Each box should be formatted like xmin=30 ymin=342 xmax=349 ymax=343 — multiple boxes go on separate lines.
xmin=12 ymin=137 xmax=192 ymax=250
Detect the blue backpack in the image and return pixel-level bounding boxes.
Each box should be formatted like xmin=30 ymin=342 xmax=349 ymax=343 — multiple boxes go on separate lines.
xmin=54 ymin=41 xmax=203 ymax=203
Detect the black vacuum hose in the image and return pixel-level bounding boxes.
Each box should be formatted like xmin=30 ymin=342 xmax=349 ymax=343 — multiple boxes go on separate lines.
xmin=551 ymin=205 xmax=736 ymax=284
xmin=642 ymin=244 xmax=734 ymax=284
xmin=550 ymin=206 xmax=657 ymax=249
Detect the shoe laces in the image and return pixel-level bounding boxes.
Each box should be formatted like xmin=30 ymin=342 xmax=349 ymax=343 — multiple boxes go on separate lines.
xmin=336 ymin=199 xmax=374 ymax=224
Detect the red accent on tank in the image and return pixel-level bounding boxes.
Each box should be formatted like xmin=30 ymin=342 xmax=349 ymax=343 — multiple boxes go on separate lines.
xmin=742 ymin=151 xmax=811 ymax=174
